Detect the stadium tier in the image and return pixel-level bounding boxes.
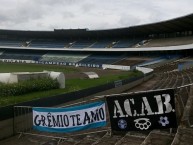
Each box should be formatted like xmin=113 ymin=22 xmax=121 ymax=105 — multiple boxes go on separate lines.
xmin=0 ymin=39 xmax=24 ymax=47
xmin=70 ymin=40 xmax=96 ymax=48
xmin=0 ymin=49 xmax=46 ymax=61
xmin=29 ymin=39 xmax=69 ymax=48
xmin=1 ymin=36 xmax=193 ymax=49
xmin=112 ymin=38 xmax=143 ymax=48
xmin=137 ymin=36 xmax=193 ymax=48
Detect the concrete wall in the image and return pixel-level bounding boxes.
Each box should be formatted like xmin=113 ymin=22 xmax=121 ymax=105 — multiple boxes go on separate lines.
xmin=0 ymin=118 xmax=13 ymax=139
xmin=136 ymin=66 xmax=153 ymax=74
xmin=102 ymin=64 xmax=130 ymax=71
xmin=0 ymin=112 xmax=32 ymax=140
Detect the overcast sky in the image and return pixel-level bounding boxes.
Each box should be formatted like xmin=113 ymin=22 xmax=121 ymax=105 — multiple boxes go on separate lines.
xmin=0 ymin=0 xmax=192 ymax=31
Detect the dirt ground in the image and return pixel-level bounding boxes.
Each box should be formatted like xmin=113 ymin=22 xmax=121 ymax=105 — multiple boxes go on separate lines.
xmin=65 ymin=67 xmax=128 ymax=79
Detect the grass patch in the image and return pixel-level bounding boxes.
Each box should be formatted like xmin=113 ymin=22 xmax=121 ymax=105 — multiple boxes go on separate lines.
xmin=66 ymin=72 xmax=142 ymax=90
xmin=0 ymin=62 xmax=78 ymax=73
xmin=0 ymin=62 xmax=143 ymax=106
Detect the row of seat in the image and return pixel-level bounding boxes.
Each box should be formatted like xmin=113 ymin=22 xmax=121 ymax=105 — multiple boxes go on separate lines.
xmin=32 ymin=62 xmax=193 ymax=145
xmin=120 ymin=58 xmax=193 ymax=145
xmin=138 ymin=36 xmax=193 ymax=48
xmin=1 ymin=36 xmax=193 ymax=49
xmin=0 ymin=38 xmax=142 ymax=48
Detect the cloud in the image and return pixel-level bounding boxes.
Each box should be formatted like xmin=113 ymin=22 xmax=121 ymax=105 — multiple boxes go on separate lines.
xmin=0 ymin=0 xmax=192 ymax=30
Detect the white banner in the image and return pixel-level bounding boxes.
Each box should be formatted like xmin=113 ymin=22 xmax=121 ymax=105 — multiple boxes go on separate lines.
xmin=33 ymin=101 xmax=106 ymax=133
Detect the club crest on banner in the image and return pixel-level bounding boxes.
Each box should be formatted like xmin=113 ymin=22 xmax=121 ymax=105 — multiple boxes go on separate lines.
xmin=159 ymin=116 xmax=169 ymax=127
xmin=118 ymin=119 xmax=127 ymax=129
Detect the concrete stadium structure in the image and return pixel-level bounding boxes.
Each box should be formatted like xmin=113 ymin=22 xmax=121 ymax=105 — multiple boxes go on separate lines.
xmin=0 ymin=14 xmax=193 ymax=145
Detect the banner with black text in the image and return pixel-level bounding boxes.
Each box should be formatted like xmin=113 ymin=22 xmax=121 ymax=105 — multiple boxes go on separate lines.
xmin=33 ymin=101 xmax=106 ymax=133
xmin=106 ymin=89 xmax=177 ymax=131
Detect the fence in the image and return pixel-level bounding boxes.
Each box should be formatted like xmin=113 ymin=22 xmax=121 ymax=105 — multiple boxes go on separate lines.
xmin=14 ymin=106 xmax=32 ymax=136
xmin=13 ymin=97 xmax=110 ymax=142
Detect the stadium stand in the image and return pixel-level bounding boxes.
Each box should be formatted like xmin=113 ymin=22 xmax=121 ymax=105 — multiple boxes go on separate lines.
xmin=29 ymin=39 xmax=69 ymax=48
xmin=0 ymin=49 xmax=45 ymax=61
xmin=0 ymin=39 xmax=23 ymax=47
xmin=113 ymin=39 xmax=142 ymax=48
xmin=113 ymin=56 xmax=152 ymax=66
xmin=138 ymin=36 xmax=193 ymax=47
xmin=79 ymin=53 xmax=125 ymax=65
xmin=40 ymin=51 xmax=90 ymax=62
xmin=70 ymin=40 xmax=96 ymax=48
xmin=171 ymin=127 xmax=193 ymax=145
xmin=9 ymin=60 xmax=193 ymax=145
xmin=1 ymin=13 xmax=193 ymax=145
xmin=0 ymin=50 xmax=4 ymax=55
xmin=141 ymin=130 xmax=174 ymax=145
xmin=136 ymin=55 xmax=181 ymax=68
xmin=89 ymin=40 xmax=114 ymax=48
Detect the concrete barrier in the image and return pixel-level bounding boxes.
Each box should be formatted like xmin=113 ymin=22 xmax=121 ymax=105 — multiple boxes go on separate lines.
xmin=47 ymin=71 xmax=65 ymax=88
xmin=9 ymin=72 xmax=48 ymax=83
xmin=0 ymin=71 xmax=65 ymax=88
xmin=0 ymin=118 xmax=13 ymax=139
xmin=0 ymin=73 xmax=11 ymax=83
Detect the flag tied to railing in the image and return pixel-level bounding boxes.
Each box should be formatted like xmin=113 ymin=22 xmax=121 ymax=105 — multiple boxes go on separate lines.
xmin=106 ymin=89 xmax=177 ymax=131
xmin=33 ymin=101 xmax=106 ymax=133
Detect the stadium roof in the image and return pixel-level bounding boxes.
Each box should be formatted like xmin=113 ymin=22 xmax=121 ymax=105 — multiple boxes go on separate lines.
xmin=0 ymin=13 xmax=193 ymax=39
xmin=128 ymin=13 xmax=193 ymax=36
